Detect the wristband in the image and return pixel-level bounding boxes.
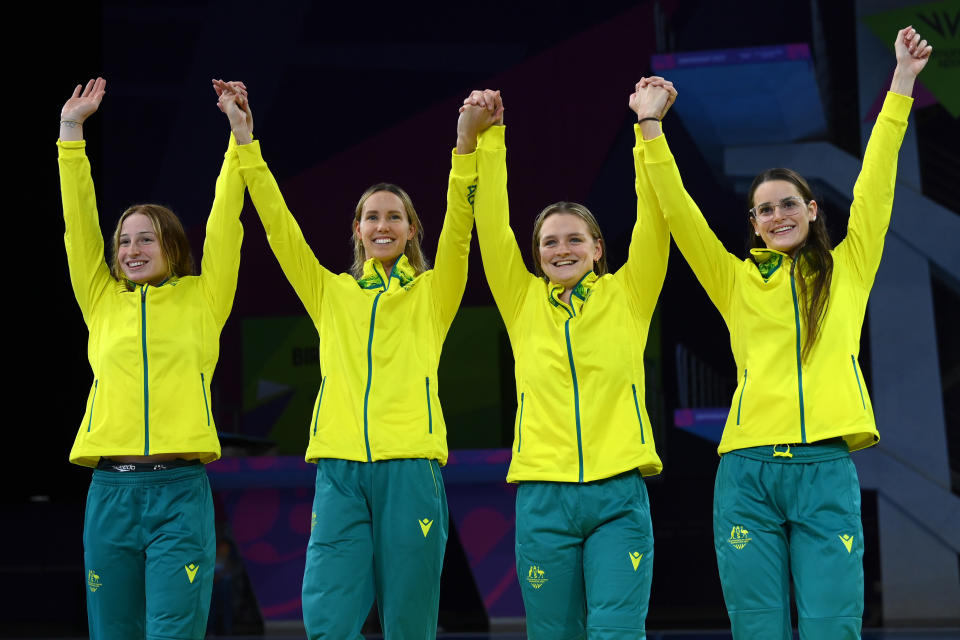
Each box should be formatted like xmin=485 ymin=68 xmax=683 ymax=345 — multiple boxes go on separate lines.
xmin=60 ymin=120 xmax=81 ymax=127
xmin=638 ymin=117 xmax=660 ymax=124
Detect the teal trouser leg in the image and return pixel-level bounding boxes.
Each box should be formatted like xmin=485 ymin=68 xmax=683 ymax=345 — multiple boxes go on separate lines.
xmin=302 ymin=461 xmax=375 ymax=639
xmin=84 ymin=480 xmax=147 ymax=640
xmin=713 ymin=456 xmax=792 ymax=640
xmin=714 ymin=446 xmax=863 ymax=640
xmin=372 ymin=458 xmax=449 ymax=639
xmin=790 ymin=456 xmax=863 ymax=639
xmin=517 ymin=482 xmax=586 ymax=640
xmin=302 ymin=459 xmax=448 ymax=640
xmin=84 ymin=465 xmax=215 ymax=640
xmin=583 ymin=474 xmax=653 ymax=639
xmin=517 ymin=472 xmax=653 ymax=640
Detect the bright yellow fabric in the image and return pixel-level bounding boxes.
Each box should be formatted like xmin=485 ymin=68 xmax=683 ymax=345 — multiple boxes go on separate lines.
xmin=644 ymin=92 xmax=912 ymax=454
xmin=237 ymin=141 xmax=476 ymax=464
xmin=61 ymin=136 xmax=245 ymax=466
xmin=475 ymin=125 xmax=667 ymax=482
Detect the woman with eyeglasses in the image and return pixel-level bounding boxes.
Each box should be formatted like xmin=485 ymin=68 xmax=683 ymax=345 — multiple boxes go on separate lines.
xmin=464 ymin=83 xmax=672 ymax=638
xmin=638 ymin=26 xmax=932 ymax=639
xmin=223 ymin=80 xmax=499 ymax=638
xmin=59 ymin=78 xmax=246 ymax=639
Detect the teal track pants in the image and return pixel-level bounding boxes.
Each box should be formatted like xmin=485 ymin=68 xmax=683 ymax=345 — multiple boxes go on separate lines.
xmin=713 ymin=441 xmax=864 ymax=639
xmin=301 ymin=458 xmax=449 ymax=639
xmin=516 ymin=471 xmax=653 ymax=640
xmin=83 ymin=464 xmax=215 ymax=640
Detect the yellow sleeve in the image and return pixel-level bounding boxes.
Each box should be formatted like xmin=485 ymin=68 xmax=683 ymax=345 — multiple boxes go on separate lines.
xmin=474 ymin=126 xmax=534 ymax=330
xmin=431 ymin=147 xmax=477 ymax=330
xmin=644 ymin=133 xmax=739 ymax=317
xmin=616 ymin=125 xmax=670 ymax=319
xmin=237 ymin=139 xmax=329 ymax=324
xmin=835 ymin=91 xmax=912 ymax=288
xmin=59 ymin=139 xmax=113 ymax=324
xmin=199 ymin=134 xmax=246 ymax=328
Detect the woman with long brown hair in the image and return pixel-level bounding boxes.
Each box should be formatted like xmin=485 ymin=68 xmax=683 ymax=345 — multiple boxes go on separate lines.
xmin=639 ymin=26 xmax=932 ymax=639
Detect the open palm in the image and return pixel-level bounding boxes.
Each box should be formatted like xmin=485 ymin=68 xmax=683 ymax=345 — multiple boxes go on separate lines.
xmin=61 ymin=78 xmax=106 ymax=123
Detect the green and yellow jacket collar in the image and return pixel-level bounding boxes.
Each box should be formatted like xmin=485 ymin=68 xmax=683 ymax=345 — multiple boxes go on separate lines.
xmin=547 ymin=270 xmax=598 ymax=313
xmin=357 ymin=254 xmax=416 ymax=290
xmin=749 ymin=248 xmax=791 ymax=281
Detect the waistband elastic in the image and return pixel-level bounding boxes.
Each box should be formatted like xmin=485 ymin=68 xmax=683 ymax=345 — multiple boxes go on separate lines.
xmin=728 ymin=437 xmax=849 ymax=463
xmin=97 ymin=457 xmax=203 ymax=472
xmin=92 ymin=460 xmax=206 ymax=486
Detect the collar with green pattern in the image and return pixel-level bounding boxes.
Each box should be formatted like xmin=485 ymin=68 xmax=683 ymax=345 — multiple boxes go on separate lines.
xmin=749 ymin=248 xmax=789 ymax=282
xmin=547 ymin=270 xmax=598 ymax=308
xmin=356 ymin=255 xmax=416 ymax=290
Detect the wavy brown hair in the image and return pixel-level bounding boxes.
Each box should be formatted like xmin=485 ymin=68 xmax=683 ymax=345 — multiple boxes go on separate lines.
xmin=110 ymin=204 xmax=195 ymax=286
xmin=748 ymin=169 xmax=833 ymax=363
xmin=531 ymin=202 xmax=608 ymax=280
xmin=350 ymin=183 xmax=429 ymax=279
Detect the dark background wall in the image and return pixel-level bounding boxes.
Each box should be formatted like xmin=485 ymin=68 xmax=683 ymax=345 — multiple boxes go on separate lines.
xmin=5 ymin=0 xmax=957 ymax=633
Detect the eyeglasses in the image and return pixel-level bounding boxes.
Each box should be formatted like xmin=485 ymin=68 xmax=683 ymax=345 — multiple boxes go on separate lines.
xmin=749 ymin=196 xmax=808 ymax=221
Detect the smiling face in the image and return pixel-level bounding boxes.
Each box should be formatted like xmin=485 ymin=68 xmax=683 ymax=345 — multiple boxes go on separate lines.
xmin=537 ymin=212 xmax=602 ymax=291
xmin=353 ymin=190 xmax=415 ymax=272
xmin=117 ymin=212 xmax=169 ymax=285
xmin=750 ymin=179 xmax=817 ymax=258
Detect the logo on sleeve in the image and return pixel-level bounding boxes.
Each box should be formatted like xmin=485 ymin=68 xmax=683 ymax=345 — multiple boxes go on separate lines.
xmin=629 ymin=551 xmax=644 ymax=571
xmin=838 ymin=534 xmax=854 ymax=553
xmin=526 ymin=565 xmax=548 ymax=590
xmin=728 ymin=525 xmax=752 ymax=550
xmin=184 ymin=563 xmax=199 ymax=584
xmin=87 ymin=570 xmax=102 ymax=592
xmin=419 ymin=519 xmax=434 ymax=537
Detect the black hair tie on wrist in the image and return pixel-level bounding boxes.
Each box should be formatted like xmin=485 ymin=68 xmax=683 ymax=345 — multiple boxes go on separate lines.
xmin=638 ymin=117 xmax=660 ymax=124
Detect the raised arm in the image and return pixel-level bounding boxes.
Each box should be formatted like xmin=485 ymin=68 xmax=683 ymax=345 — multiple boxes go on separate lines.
xmin=618 ymin=78 xmax=675 ymax=319
xmin=639 ymin=77 xmax=739 ymax=317
xmin=194 ymin=81 xmax=248 ymax=327
xmin=59 ymin=78 xmax=112 ymax=324
xmin=427 ymin=96 xmax=496 ymax=329
xmin=837 ymin=26 xmax=929 ymax=287
xmin=468 ymin=89 xmax=534 ymax=329
xmin=229 ymin=85 xmax=328 ymax=325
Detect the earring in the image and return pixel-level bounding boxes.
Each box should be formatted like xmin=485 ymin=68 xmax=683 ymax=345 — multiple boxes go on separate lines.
xmin=755 ymin=231 xmax=760 ymax=236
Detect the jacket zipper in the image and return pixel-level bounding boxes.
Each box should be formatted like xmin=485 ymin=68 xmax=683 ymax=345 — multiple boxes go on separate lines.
xmin=313 ymin=376 xmax=327 ymax=436
xmin=559 ymin=300 xmax=584 ymax=483
xmin=200 ymin=373 xmax=210 ymax=426
xmin=517 ymin=392 xmax=525 ymax=452
xmin=362 ymin=264 xmax=394 ymax=462
xmin=87 ymin=379 xmax=98 ymax=432
xmin=851 ymin=355 xmax=866 ymax=409
xmin=631 ymin=384 xmax=646 ymax=444
xmin=141 ymin=285 xmax=151 ymax=454
xmin=736 ymin=369 xmax=748 ymax=425
xmin=789 ymin=265 xmax=806 ymax=443
xmin=425 ymin=377 xmax=433 ymax=434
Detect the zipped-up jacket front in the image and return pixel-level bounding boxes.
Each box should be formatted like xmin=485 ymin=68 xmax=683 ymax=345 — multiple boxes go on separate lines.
xmin=644 ymin=92 xmax=912 ymax=454
xmin=236 ymin=141 xmax=476 ymax=464
xmin=475 ymin=126 xmax=667 ymax=483
xmin=61 ymin=137 xmax=245 ymax=467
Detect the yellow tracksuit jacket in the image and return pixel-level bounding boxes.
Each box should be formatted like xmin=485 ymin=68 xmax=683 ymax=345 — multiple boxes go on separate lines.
xmin=236 ymin=141 xmax=476 ymax=464
xmin=644 ymin=92 xmax=912 ymax=454
xmin=475 ymin=125 xmax=667 ymax=483
xmin=61 ymin=137 xmax=245 ymax=467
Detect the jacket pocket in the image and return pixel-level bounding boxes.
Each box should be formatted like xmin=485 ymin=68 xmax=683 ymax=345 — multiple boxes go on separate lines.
xmin=312 ymin=376 xmax=327 ymax=436
xmin=86 ymin=379 xmax=99 ymax=432
xmin=517 ymin=392 xmax=525 ymax=452
xmin=425 ymin=377 xmax=433 ymax=434
xmin=736 ymin=369 xmax=748 ymax=425
xmin=200 ymin=373 xmax=211 ymax=426
xmin=631 ymin=384 xmax=645 ymax=444
xmin=850 ymin=355 xmax=866 ymax=410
